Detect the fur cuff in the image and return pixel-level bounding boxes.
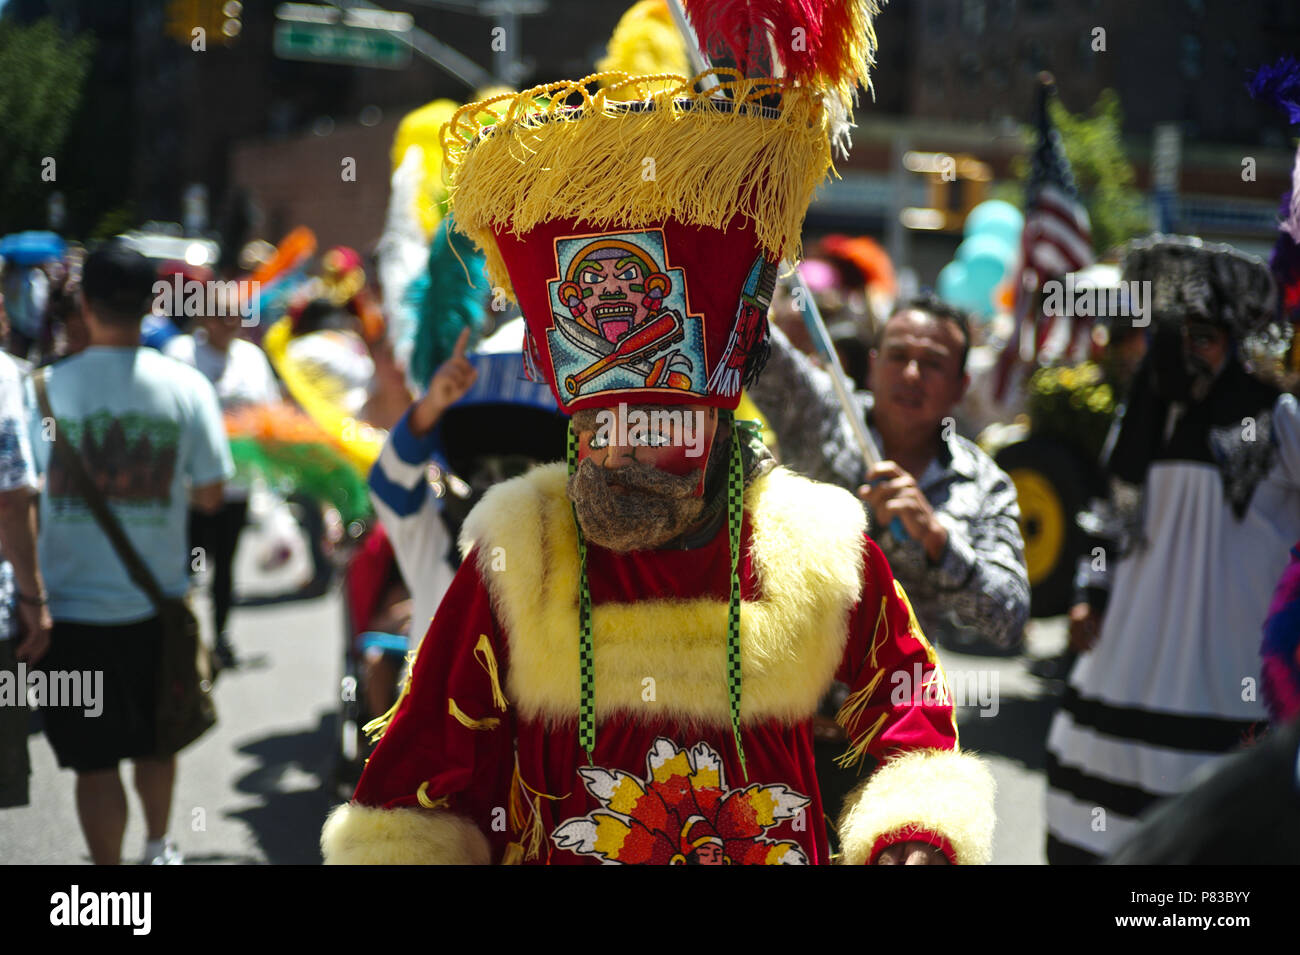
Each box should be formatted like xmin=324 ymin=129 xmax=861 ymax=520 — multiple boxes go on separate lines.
xmin=837 ymin=748 xmax=996 ymax=865
xmin=321 ymin=803 xmax=492 ymax=865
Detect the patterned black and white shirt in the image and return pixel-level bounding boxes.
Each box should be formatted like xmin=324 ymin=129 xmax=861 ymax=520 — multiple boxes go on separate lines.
xmin=748 ymin=327 xmax=1030 ymax=649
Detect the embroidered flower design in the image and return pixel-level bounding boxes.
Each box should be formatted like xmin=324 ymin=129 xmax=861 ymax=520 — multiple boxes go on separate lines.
xmin=552 ymin=737 xmax=810 ymax=865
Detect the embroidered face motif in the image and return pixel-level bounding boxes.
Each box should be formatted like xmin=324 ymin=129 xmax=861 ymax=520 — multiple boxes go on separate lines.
xmin=546 ymin=230 xmax=707 ymax=402
xmin=551 ymin=738 xmax=810 ymax=865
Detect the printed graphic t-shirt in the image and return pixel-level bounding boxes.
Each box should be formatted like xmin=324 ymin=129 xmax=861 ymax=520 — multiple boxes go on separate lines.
xmin=27 ymin=347 xmax=234 ymax=624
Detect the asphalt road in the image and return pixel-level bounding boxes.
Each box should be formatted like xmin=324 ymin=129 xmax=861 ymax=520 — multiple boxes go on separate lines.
xmin=1 ymin=570 xmax=1069 ymax=865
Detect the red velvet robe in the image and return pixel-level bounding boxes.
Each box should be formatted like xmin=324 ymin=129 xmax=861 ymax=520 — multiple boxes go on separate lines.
xmin=351 ymin=499 xmax=959 ymax=865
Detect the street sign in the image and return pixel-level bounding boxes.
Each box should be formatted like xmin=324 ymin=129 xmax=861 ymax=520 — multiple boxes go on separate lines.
xmin=273 ymin=19 xmax=412 ymax=69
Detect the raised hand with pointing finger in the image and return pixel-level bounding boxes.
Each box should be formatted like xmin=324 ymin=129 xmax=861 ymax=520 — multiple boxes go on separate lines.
xmin=410 ymin=327 xmax=477 ymax=437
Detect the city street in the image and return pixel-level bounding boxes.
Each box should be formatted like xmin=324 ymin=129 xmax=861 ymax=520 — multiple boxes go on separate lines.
xmin=1 ymin=569 xmax=1070 ymax=865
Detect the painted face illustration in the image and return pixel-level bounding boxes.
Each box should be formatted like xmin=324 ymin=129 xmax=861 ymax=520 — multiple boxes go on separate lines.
xmin=561 ymin=241 xmax=668 ymax=345
xmin=689 ymin=842 xmax=727 ymax=865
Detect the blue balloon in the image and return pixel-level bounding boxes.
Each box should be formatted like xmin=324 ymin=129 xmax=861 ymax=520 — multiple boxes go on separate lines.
xmin=937 ymin=261 xmax=970 ymax=303
xmin=964 ymin=200 xmax=1023 ymax=247
xmin=957 ymin=234 xmax=1013 ymax=291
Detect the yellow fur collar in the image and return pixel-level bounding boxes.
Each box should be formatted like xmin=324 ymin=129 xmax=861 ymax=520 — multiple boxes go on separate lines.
xmin=460 ymin=463 xmax=865 ymax=729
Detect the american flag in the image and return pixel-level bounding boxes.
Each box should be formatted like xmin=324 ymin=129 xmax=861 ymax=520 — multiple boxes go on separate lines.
xmin=1019 ymin=78 xmax=1094 ymax=280
xmin=994 ymin=77 xmax=1094 ymax=400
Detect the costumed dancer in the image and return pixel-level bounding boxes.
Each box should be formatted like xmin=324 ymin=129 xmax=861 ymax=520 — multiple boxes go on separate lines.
xmin=322 ymin=0 xmax=995 ymax=866
xmin=1046 ymin=234 xmax=1300 ymax=863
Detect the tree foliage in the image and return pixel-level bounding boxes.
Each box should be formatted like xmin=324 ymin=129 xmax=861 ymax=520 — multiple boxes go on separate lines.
xmin=1012 ymin=89 xmax=1151 ymax=258
xmin=0 ymin=18 xmax=94 ymax=232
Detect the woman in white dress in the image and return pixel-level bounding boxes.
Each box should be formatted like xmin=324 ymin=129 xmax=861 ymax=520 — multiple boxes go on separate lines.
xmin=1046 ymin=235 xmax=1300 ymax=863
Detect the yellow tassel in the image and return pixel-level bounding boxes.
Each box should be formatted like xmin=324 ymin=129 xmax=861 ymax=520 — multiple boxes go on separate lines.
xmin=501 ymin=842 xmax=525 ymax=866
xmin=868 ymin=595 xmax=888 ymax=670
xmin=508 ymin=761 xmax=570 ymax=862
xmin=416 ymin=781 xmax=449 ymax=810
xmin=835 ymin=667 xmax=885 ymax=734
xmin=508 ymin=761 xmax=530 ymax=833
xmin=474 ymin=633 xmax=509 ymax=711
xmin=834 ymin=711 xmax=889 ymax=770
xmin=448 ymin=697 xmax=501 ymax=731
xmin=894 ymin=580 xmax=960 ymax=746
xmin=441 ymin=70 xmax=832 ymax=300
xmin=523 ymin=795 xmax=545 ymax=862
xmin=362 ymin=651 xmax=417 ymax=743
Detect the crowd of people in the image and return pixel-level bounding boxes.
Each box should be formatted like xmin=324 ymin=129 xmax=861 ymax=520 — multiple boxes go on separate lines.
xmin=3 ymin=210 xmax=1299 ymax=868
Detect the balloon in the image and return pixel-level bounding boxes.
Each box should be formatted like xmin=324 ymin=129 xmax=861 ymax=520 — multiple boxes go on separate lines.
xmin=957 ymin=234 xmax=1014 ymax=290
xmin=964 ymin=200 xmax=1024 ymax=247
xmin=937 ymin=261 xmax=970 ymax=304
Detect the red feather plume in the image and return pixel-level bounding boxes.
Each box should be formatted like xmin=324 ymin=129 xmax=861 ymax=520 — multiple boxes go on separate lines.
xmin=679 ymin=0 xmax=883 ymax=97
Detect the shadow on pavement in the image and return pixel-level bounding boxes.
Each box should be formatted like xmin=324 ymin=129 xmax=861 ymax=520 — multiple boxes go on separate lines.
xmin=956 ymin=692 xmax=1063 ymax=772
xmin=227 ymin=711 xmax=340 ymax=864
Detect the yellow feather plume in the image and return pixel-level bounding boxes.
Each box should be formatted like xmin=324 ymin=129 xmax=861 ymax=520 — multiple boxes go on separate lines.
xmin=597 ymin=0 xmax=690 ymax=98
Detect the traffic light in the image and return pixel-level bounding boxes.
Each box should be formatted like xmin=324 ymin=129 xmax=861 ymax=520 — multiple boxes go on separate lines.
xmin=900 ymin=151 xmax=992 ymax=233
xmin=164 ymin=0 xmax=241 ymax=47
xmin=219 ymin=1 xmax=243 ymax=40
xmin=164 ymin=0 xmax=199 ymax=43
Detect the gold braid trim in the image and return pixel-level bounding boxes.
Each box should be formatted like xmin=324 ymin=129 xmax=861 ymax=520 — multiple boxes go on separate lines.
xmin=448 ymin=698 xmax=501 ymax=731
xmin=416 ymin=781 xmax=449 ymax=810
xmin=867 ymin=594 xmax=888 ymax=669
xmin=474 ymin=633 xmax=509 ymax=711
xmin=834 ymin=712 xmax=889 ymax=770
xmin=362 ymin=650 xmax=417 ymax=744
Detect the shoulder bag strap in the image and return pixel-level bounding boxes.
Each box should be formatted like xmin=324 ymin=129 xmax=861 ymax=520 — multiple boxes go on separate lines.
xmin=34 ymin=367 xmax=167 ymax=611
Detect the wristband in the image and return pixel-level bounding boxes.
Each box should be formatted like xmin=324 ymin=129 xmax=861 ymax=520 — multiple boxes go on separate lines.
xmin=16 ymin=592 xmax=48 ymax=607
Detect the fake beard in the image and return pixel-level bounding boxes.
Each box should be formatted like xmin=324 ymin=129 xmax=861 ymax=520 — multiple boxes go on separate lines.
xmin=566 ymin=457 xmax=706 ymax=553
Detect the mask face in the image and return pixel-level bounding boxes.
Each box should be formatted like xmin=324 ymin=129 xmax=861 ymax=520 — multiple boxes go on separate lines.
xmin=574 ymin=405 xmax=718 ymax=497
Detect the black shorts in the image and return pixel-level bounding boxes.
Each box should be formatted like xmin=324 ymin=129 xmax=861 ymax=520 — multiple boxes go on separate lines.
xmin=38 ymin=617 xmax=164 ymax=773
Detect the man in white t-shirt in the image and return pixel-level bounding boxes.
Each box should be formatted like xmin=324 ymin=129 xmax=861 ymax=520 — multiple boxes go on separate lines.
xmin=165 ymin=304 xmax=280 ymax=667
xmin=28 ymin=239 xmax=233 ymax=865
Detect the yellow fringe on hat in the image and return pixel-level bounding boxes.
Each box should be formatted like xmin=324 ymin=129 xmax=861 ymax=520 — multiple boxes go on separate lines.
xmin=441 ymin=70 xmax=832 ymax=299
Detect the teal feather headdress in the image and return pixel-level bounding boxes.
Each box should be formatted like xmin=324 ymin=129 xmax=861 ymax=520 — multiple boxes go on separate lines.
xmin=406 ymin=213 xmax=490 ymax=390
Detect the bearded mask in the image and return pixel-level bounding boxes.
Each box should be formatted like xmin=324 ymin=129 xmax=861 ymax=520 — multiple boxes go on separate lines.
xmin=566 ymin=405 xmax=719 ymax=552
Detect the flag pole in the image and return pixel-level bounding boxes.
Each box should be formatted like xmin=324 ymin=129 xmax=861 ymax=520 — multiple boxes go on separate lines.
xmin=665 ymin=0 xmax=884 ymax=470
